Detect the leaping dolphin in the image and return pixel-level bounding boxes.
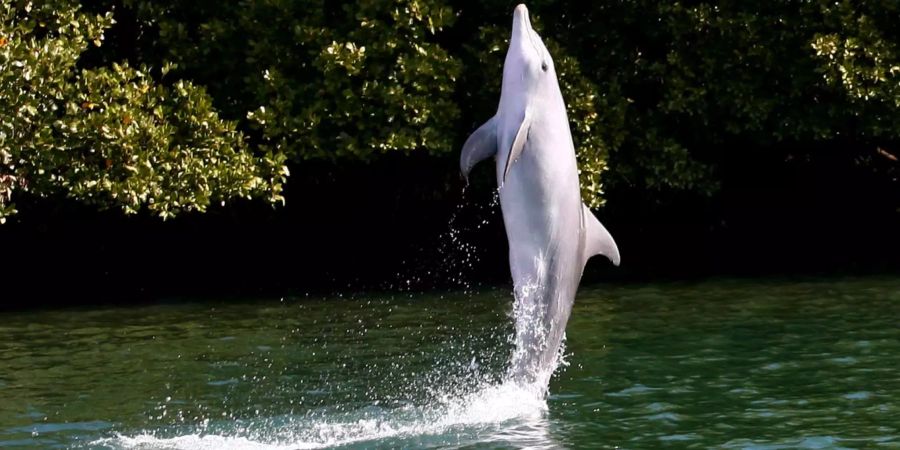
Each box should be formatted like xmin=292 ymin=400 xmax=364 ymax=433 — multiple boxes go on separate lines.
xmin=460 ymin=4 xmax=620 ymax=390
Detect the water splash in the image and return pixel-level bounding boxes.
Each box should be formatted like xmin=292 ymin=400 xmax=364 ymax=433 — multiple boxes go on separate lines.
xmin=94 ymin=381 xmax=549 ymax=449
xmin=505 ymin=271 xmax=569 ymax=397
xmin=92 ymin=186 xmax=571 ymax=449
xmin=91 ymin=288 xmax=565 ymax=449
xmin=387 ymin=187 xmax=500 ymax=294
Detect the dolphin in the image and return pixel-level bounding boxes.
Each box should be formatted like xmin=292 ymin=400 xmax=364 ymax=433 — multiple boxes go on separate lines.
xmin=460 ymin=4 xmax=620 ymax=389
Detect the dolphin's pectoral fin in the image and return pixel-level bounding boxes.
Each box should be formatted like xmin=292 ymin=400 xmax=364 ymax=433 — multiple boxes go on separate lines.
xmin=582 ymin=203 xmax=621 ymax=267
xmin=502 ymin=107 xmax=532 ymax=184
xmin=460 ymin=116 xmax=498 ymax=183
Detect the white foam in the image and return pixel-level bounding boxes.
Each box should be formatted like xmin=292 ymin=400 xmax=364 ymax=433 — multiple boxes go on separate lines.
xmin=95 ymin=434 xmax=307 ymax=450
xmin=97 ymin=218 xmax=570 ymax=449
xmin=95 ymin=381 xmax=549 ymax=450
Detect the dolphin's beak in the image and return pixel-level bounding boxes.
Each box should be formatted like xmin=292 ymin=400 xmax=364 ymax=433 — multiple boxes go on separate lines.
xmin=511 ymin=4 xmax=532 ymax=41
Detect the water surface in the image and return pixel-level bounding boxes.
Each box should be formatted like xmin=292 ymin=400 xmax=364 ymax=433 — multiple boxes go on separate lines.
xmin=1 ymin=277 xmax=898 ymax=448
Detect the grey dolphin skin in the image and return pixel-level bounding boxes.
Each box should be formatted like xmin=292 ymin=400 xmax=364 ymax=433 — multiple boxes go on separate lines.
xmin=460 ymin=4 xmax=620 ymax=389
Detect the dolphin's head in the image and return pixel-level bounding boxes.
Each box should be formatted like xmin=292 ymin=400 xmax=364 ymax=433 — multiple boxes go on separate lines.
xmin=503 ymin=4 xmax=555 ymax=97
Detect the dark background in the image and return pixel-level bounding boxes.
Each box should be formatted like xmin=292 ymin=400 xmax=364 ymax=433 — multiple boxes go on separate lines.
xmin=4 ymin=1 xmax=900 ymax=308
xmin=3 ymin=145 xmax=898 ymax=308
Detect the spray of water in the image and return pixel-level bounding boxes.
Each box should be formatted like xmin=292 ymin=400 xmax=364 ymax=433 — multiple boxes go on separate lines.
xmin=97 ymin=381 xmax=549 ymax=449
xmin=387 ymin=186 xmax=500 ymax=294
xmin=95 ymin=188 xmax=567 ymax=449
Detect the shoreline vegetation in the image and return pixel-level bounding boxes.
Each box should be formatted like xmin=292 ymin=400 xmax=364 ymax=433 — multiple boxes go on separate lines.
xmin=2 ymin=1 xmax=898 ymax=306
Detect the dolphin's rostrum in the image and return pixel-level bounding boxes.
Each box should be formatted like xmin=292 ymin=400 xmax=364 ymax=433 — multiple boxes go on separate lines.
xmin=460 ymin=4 xmax=620 ymax=392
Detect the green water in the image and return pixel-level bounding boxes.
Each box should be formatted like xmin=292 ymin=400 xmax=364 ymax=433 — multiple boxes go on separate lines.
xmin=1 ymin=278 xmax=898 ymax=449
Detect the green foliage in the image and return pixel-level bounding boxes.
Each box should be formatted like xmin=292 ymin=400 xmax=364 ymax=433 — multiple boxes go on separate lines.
xmin=4 ymin=0 xmax=900 ymax=222
xmin=125 ymin=0 xmax=462 ymax=161
xmin=525 ymin=0 xmax=900 ymax=198
xmin=812 ymin=0 xmax=900 ymax=137
xmin=126 ymin=0 xmax=618 ymax=206
xmin=0 ymin=0 xmax=285 ymax=222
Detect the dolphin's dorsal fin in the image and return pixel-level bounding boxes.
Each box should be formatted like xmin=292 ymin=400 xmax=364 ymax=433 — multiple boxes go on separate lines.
xmin=582 ymin=203 xmax=620 ymax=267
xmin=502 ymin=107 xmax=532 ymax=183
xmin=460 ymin=116 xmax=498 ymax=183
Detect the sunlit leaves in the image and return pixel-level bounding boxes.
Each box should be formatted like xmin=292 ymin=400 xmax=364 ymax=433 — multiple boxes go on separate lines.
xmin=10 ymin=0 xmax=898 ymax=222
xmin=812 ymin=1 xmax=900 ymax=118
xmin=136 ymin=0 xmax=462 ymax=162
xmin=0 ymin=1 xmax=285 ymax=222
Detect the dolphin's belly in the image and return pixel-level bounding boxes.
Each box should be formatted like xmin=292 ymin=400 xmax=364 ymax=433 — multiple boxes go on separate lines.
xmin=497 ymin=124 xmax=581 ymax=271
xmin=497 ymin=132 xmax=584 ymax=383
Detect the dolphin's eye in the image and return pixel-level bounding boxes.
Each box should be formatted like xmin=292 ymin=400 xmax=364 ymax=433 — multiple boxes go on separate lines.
xmin=541 ymin=62 xmax=548 ymax=72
